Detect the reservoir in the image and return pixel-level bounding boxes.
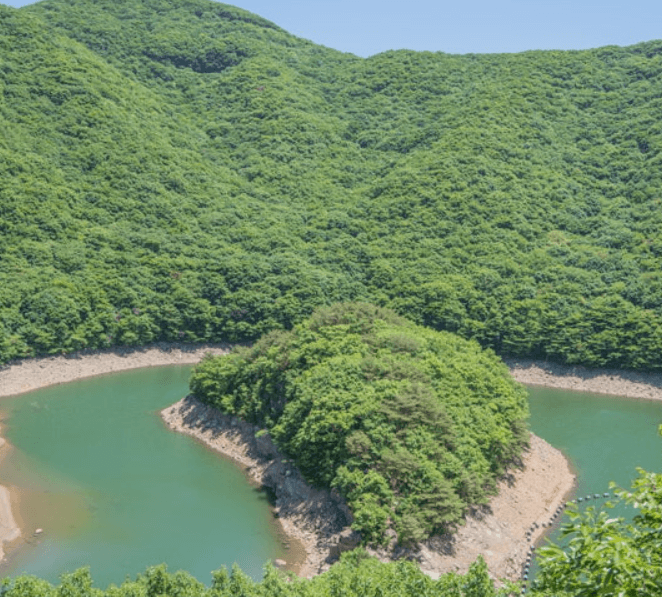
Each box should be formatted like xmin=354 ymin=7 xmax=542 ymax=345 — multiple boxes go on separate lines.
xmin=0 ymin=366 xmax=287 ymax=587
xmin=1 ymin=367 xmax=661 ymax=587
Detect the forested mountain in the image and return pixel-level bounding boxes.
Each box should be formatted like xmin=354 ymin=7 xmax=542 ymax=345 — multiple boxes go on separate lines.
xmin=2 ymin=0 xmax=662 ymax=370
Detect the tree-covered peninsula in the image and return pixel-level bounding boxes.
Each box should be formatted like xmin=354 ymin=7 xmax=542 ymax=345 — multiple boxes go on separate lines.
xmin=1 ymin=0 xmax=662 ymax=371
xmin=190 ymin=303 xmax=529 ymax=546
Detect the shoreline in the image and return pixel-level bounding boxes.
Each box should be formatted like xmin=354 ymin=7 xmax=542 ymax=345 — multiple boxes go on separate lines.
xmin=505 ymin=357 xmax=662 ymax=401
xmin=1 ymin=348 xmax=661 ymax=579
xmin=0 ymin=343 xmax=231 ymax=564
xmin=0 ymin=343 xmax=233 ymax=399
xmin=162 ymin=396 xmax=575 ymax=581
xmin=161 ymin=397 xmax=352 ymax=578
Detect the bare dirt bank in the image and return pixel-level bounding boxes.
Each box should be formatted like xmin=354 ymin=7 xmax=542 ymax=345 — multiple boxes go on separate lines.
xmin=0 ymin=343 xmax=232 ymax=399
xmin=506 ymin=358 xmax=662 ymax=401
xmin=0 ymin=483 xmax=20 ymax=562
xmin=411 ymin=433 xmax=574 ymax=581
xmin=162 ymin=396 xmax=575 ymax=582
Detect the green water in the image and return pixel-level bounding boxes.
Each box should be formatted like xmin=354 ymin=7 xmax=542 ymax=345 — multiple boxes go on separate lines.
xmin=526 ymin=386 xmax=662 ymax=582
xmin=527 ymin=386 xmax=662 ymax=500
xmin=0 ymin=366 xmax=286 ymax=588
xmin=1 ymin=369 xmax=661 ymax=588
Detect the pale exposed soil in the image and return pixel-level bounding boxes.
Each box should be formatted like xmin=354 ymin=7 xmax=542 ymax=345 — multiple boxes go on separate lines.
xmin=506 ymin=358 xmax=662 ymax=401
xmin=2 ymin=348 xmax=660 ymax=580
xmin=0 ymin=343 xmax=232 ymax=399
xmin=410 ymin=433 xmax=574 ymax=581
xmin=162 ymin=396 xmax=574 ymax=581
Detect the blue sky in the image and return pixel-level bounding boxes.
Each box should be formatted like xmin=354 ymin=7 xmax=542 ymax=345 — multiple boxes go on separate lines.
xmin=4 ymin=0 xmax=661 ymax=57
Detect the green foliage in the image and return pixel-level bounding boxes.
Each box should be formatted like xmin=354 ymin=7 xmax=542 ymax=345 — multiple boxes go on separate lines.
xmin=1 ymin=1 xmax=662 ymax=370
xmin=0 ymin=553 xmax=517 ymax=597
xmin=190 ymin=303 xmax=529 ymax=545
xmin=530 ymin=427 xmax=662 ymax=596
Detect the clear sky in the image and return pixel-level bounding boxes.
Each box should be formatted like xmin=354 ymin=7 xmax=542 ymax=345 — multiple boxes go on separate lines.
xmin=3 ymin=0 xmax=661 ymax=57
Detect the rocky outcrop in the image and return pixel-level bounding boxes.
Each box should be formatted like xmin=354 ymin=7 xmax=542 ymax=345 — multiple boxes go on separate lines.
xmin=162 ymin=396 xmax=575 ymax=582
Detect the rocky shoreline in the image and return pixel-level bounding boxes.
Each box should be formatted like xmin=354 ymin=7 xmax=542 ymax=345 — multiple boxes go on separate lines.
xmin=1 ymin=346 xmax=661 ymax=580
xmin=161 ymin=396 xmax=575 ymax=581
xmin=506 ymin=358 xmax=662 ymax=401
xmin=161 ymin=396 xmax=356 ymax=578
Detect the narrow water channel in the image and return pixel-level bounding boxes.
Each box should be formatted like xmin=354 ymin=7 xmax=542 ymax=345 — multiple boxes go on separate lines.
xmin=0 ymin=368 xmax=661 ymax=588
xmin=0 ymin=366 xmax=287 ymax=588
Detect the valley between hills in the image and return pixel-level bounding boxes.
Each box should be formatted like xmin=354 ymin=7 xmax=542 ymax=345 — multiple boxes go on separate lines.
xmin=2 ymin=0 xmax=662 ymax=594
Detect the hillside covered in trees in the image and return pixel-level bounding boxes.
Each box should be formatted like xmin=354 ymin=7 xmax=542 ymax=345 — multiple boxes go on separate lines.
xmin=190 ymin=303 xmax=529 ymax=545
xmin=2 ymin=0 xmax=662 ymax=370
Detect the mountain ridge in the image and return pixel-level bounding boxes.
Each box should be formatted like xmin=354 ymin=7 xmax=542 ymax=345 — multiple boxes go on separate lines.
xmin=2 ymin=0 xmax=662 ymax=371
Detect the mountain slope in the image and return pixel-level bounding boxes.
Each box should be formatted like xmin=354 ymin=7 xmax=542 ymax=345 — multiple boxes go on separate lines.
xmin=2 ymin=0 xmax=662 ymax=370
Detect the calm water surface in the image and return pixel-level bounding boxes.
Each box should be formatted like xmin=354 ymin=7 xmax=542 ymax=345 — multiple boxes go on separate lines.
xmin=0 ymin=366 xmax=286 ymax=587
xmin=526 ymin=385 xmax=662 ymax=580
xmin=1 ymin=369 xmax=661 ymax=588
xmin=527 ymin=386 xmax=662 ymax=499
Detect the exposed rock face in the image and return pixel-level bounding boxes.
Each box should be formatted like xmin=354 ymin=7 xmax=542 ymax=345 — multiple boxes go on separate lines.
xmin=161 ymin=396 xmax=352 ymax=577
xmin=162 ymin=396 xmax=575 ymax=581
xmin=329 ymin=528 xmax=361 ymax=560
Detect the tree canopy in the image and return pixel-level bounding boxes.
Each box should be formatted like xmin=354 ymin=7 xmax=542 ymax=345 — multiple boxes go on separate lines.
xmin=190 ymin=303 xmax=529 ymax=545
xmin=1 ymin=0 xmax=662 ymax=370
xmin=0 ymin=551 xmax=516 ymax=597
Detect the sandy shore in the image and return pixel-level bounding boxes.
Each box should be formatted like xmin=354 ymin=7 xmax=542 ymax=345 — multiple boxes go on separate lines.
xmin=2 ymin=347 xmax=662 ymax=580
xmin=0 ymin=435 xmax=20 ymax=562
xmin=506 ymin=358 xmax=662 ymax=401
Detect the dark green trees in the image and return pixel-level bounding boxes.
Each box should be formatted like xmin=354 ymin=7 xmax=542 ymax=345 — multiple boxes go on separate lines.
xmin=0 ymin=552 xmax=516 ymax=597
xmin=3 ymin=0 xmax=662 ymax=374
xmin=190 ymin=303 xmax=529 ymax=545
xmin=3 ymin=1 xmax=662 ymax=370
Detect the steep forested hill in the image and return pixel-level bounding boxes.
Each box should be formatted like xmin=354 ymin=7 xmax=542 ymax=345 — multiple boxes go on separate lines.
xmin=2 ymin=0 xmax=662 ymax=370
xmin=191 ymin=303 xmax=529 ymax=545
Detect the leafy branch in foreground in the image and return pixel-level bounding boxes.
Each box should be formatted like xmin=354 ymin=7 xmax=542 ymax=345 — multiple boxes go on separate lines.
xmin=530 ymin=425 xmax=662 ymax=597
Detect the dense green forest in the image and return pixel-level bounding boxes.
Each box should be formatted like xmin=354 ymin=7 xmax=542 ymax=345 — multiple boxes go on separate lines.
xmin=190 ymin=303 xmax=529 ymax=545
xmin=2 ymin=0 xmax=662 ymax=369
